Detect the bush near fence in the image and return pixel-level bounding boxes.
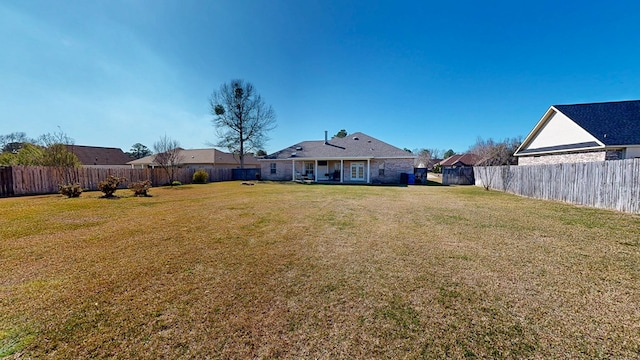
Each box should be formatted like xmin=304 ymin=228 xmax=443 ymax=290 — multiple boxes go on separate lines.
xmin=0 ymin=166 xmax=235 ymax=197
xmin=474 ymin=158 xmax=640 ymax=214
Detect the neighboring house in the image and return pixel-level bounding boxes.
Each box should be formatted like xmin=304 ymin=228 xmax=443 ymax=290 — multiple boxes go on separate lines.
xmin=436 ymin=154 xmax=481 ymax=186
xmin=436 ymin=154 xmax=481 ymax=169
xmin=259 ymin=132 xmax=415 ymax=184
xmin=127 ymin=148 xmax=258 ymax=170
xmin=66 ymin=145 xmax=132 ymax=168
xmin=415 ymin=157 xmax=442 ymax=170
xmin=514 ymin=100 xmax=640 ymax=165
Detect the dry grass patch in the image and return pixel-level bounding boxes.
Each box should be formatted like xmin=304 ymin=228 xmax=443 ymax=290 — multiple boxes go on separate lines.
xmin=1 ymin=182 xmax=640 ymax=358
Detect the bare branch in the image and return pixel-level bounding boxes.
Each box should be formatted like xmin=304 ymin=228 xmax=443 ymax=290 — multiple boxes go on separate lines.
xmin=209 ymin=79 xmax=277 ymax=168
xmin=153 ymin=135 xmax=184 ymax=184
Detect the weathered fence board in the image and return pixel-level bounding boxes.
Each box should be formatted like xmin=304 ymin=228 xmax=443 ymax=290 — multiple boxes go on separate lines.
xmin=0 ymin=166 xmax=236 ymax=197
xmin=474 ymin=159 xmax=640 ymax=214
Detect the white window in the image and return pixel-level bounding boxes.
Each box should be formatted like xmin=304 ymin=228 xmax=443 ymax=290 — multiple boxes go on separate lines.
xmin=350 ymin=162 xmax=365 ymax=181
xmin=304 ymin=162 xmax=314 ymax=176
xmin=270 ymin=163 xmax=276 ymax=174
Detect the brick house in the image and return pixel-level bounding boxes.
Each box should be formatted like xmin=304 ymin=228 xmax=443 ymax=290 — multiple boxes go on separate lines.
xmin=514 ymin=100 xmax=640 ymax=165
xmin=259 ymin=132 xmax=415 ymax=184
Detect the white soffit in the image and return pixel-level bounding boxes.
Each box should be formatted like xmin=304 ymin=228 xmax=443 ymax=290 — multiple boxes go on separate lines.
xmin=526 ymin=110 xmax=600 ymax=149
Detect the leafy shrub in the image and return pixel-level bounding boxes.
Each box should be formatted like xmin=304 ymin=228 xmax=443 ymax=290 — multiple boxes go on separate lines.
xmin=59 ymin=183 xmax=82 ymax=198
xmin=432 ymin=164 xmax=442 ymax=174
xmin=98 ymin=175 xmax=126 ymax=198
xmin=192 ymin=169 xmax=209 ymax=184
xmin=171 ymin=180 xmax=182 ymax=186
xmin=129 ymin=180 xmax=152 ymax=197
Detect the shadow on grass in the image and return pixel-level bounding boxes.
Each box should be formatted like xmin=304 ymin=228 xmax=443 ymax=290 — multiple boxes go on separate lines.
xmin=414 ymin=180 xmax=447 ymax=186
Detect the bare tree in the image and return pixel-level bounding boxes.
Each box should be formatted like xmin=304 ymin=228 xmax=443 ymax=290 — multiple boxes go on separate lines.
xmin=470 ymin=137 xmax=521 ymax=190
xmin=0 ymin=130 xmax=80 ymax=185
xmin=427 ymin=148 xmax=444 ymax=159
xmin=153 ymin=135 xmax=184 ymax=185
xmin=38 ymin=129 xmax=81 ymax=184
xmin=209 ymin=79 xmax=276 ymax=168
xmin=412 ymin=148 xmax=445 ymax=169
xmin=413 ymin=149 xmax=432 ymax=168
xmin=470 ymin=137 xmax=521 ymax=167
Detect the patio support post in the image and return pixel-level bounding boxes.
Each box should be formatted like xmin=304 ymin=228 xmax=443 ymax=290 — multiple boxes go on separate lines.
xmin=340 ymin=160 xmax=344 ymax=183
xmin=291 ymin=159 xmax=295 ymax=181
xmin=367 ymin=159 xmax=371 ymax=183
xmin=314 ymin=160 xmax=318 ymax=182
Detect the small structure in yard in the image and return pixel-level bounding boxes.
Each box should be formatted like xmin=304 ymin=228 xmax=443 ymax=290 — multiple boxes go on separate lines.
xmin=515 ymin=100 xmax=640 ymax=165
xmin=259 ymin=132 xmax=415 ymax=184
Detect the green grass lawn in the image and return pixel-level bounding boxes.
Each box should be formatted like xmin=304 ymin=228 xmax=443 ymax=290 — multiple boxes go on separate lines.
xmin=1 ymin=182 xmax=639 ymax=359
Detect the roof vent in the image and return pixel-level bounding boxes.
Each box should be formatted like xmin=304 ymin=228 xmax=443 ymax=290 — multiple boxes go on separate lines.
xmin=296 ymin=146 xmax=303 ymax=150
xmin=291 ymin=152 xmax=297 ymax=157
xmin=353 ymin=136 xmax=359 ymax=140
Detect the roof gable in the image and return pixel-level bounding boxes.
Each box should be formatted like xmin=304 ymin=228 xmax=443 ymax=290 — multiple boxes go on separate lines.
xmin=264 ymin=132 xmax=413 ymax=160
xmin=554 ymin=100 xmax=640 ymax=146
xmin=515 ymin=100 xmax=640 ymax=156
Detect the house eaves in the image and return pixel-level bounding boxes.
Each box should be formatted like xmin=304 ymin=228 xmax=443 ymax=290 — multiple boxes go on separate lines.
xmin=259 ymin=155 xmax=414 ymax=162
xmin=516 ymin=100 xmax=640 ymax=157
xmin=263 ymin=132 xmax=415 ymax=161
xmin=515 ymin=141 xmax=603 ymax=156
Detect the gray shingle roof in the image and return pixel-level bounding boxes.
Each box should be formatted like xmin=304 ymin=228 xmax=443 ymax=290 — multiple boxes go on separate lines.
xmin=127 ymin=148 xmax=258 ymax=166
xmin=437 ymin=153 xmax=481 ymax=167
xmin=67 ymin=145 xmax=131 ymax=165
xmin=263 ymin=132 xmax=413 ymax=160
xmin=554 ymin=100 xmax=640 ymax=146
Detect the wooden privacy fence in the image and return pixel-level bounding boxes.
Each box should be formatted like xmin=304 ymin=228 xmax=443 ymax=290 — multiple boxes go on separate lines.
xmin=442 ymin=167 xmax=475 ymax=185
xmin=474 ymin=158 xmax=640 ymax=214
xmin=0 ymin=166 xmax=235 ymax=197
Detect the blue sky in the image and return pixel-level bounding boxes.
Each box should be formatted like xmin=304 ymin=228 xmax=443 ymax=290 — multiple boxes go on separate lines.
xmin=1 ymin=0 xmax=639 ymax=155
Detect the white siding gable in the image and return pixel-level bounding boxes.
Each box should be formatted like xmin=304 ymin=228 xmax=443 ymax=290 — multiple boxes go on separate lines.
xmin=526 ymin=110 xmax=600 ymax=149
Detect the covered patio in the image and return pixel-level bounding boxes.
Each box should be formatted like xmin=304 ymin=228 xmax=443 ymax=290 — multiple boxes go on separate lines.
xmin=291 ymin=158 xmax=373 ymax=183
